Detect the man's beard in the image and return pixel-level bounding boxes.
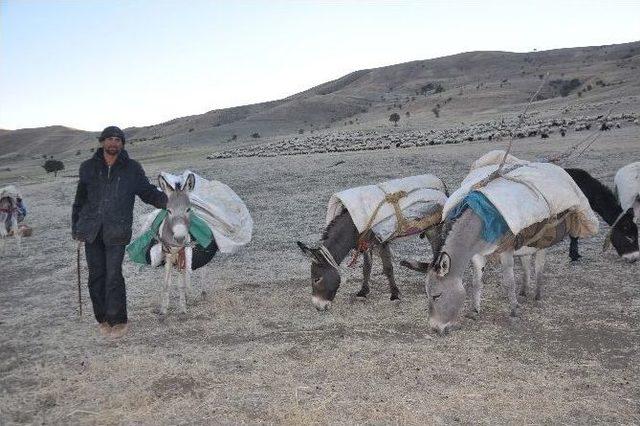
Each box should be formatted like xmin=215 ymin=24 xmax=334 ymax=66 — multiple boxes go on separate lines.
xmin=104 ymin=146 xmax=121 ymax=156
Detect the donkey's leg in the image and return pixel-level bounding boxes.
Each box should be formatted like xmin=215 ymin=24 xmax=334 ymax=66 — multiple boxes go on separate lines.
xmin=0 ymin=219 xmax=7 ymax=256
xmin=160 ymin=256 xmax=172 ymax=317
xmin=519 ymin=255 xmax=532 ymax=298
xmin=380 ymin=243 xmax=399 ymax=301
xmin=185 ymin=247 xmax=193 ymax=295
xmin=469 ymin=254 xmax=486 ymax=316
xmin=178 ymin=270 xmax=187 ymax=315
xmin=12 ymin=217 xmax=22 ymax=256
xmin=356 ymin=250 xmax=372 ymax=298
xmin=499 ymin=251 xmax=519 ymax=317
xmin=569 ymin=236 xmax=581 ymax=261
xmin=534 ymin=249 xmax=547 ymax=301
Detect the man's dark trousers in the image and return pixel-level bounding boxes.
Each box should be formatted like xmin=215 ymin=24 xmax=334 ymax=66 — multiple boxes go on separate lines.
xmin=85 ymin=228 xmax=127 ymax=325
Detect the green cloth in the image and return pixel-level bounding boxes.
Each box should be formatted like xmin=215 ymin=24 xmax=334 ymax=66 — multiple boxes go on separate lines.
xmin=126 ymin=210 xmax=214 ymax=264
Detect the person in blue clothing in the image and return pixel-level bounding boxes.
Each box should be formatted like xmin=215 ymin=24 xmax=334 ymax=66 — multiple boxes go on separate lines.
xmin=72 ymin=126 xmax=167 ymax=339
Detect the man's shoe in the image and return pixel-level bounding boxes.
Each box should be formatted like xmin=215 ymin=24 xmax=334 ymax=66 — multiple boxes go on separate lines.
xmin=109 ymin=323 xmax=129 ymax=339
xmin=98 ymin=322 xmax=111 ymax=337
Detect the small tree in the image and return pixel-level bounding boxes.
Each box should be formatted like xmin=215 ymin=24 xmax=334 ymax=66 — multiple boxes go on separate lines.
xmin=75 ymin=150 xmax=81 ymax=156
xmin=251 ymin=132 xmax=260 ymax=139
xmin=43 ymin=159 xmax=65 ymax=177
xmin=389 ymin=113 xmax=400 ymax=126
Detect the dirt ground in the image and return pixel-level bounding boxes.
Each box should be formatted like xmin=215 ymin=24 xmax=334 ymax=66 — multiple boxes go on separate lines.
xmin=1 ymin=125 xmax=639 ymax=424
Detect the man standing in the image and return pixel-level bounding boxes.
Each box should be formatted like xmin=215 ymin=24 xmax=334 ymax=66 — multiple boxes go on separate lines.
xmin=72 ymin=126 xmax=167 ymax=338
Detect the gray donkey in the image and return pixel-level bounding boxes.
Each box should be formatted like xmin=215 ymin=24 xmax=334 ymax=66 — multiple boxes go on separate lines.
xmin=403 ymin=208 xmax=568 ymax=335
xmin=156 ymin=173 xmax=196 ymax=317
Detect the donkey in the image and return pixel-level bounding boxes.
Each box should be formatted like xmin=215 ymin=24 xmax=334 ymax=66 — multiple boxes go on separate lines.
xmin=156 ymin=173 xmax=196 ymax=317
xmin=403 ymin=167 xmax=639 ymax=320
xmin=0 ymin=196 xmax=22 ymax=255
xmin=297 ymin=210 xmax=400 ymax=311
xmin=404 ymin=206 xmax=575 ymax=335
xmin=564 ymin=168 xmax=639 ymax=262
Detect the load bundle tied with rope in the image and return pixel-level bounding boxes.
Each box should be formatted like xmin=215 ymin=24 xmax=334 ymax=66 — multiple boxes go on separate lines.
xmin=614 ymin=162 xmax=640 ymax=216
xmin=127 ymin=171 xmax=253 ymax=269
xmin=326 ymin=174 xmax=448 ymax=247
xmin=443 ymin=150 xmax=599 ymax=252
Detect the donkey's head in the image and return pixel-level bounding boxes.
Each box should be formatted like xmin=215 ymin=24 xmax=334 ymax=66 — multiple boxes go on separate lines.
xmin=401 ymin=253 xmax=464 ymax=335
xmin=607 ymin=196 xmax=640 ymax=262
xmin=296 ymin=241 xmax=341 ymax=311
xmin=158 ymin=173 xmax=196 ymax=246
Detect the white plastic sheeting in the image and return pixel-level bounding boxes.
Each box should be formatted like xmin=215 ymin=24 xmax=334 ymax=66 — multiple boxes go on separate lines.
xmin=326 ymin=174 xmax=447 ymax=242
xmin=443 ymin=151 xmax=599 ymax=238
xmin=614 ymin=162 xmax=640 ymax=212
xmin=138 ymin=170 xmax=253 ymax=254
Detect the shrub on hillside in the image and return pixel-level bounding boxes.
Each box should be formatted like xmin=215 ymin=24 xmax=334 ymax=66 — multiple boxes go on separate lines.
xmin=43 ymin=159 xmax=64 ymax=177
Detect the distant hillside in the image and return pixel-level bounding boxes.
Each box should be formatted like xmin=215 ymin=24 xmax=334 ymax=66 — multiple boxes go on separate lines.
xmin=2 ymin=40 xmax=639 ymax=158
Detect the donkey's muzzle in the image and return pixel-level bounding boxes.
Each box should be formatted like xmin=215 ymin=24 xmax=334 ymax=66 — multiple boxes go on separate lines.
xmin=312 ymin=296 xmax=331 ymax=311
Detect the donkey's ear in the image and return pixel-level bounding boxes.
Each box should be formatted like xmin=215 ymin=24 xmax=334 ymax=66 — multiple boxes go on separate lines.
xmin=158 ymin=175 xmax=174 ymax=194
xmin=435 ymin=252 xmax=451 ymax=277
xmin=184 ymin=173 xmax=196 ymax=192
xmin=296 ymin=241 xmax=321 ymax=263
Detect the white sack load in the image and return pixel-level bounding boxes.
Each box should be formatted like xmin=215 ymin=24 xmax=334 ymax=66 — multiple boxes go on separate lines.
xmin=0 ymin=185 xmax=22 ymax=201
xmin=443 ymin=150 xmax=599 ymax=239
xmin=326 ymin=174 xmax=448 ymax=242
xmin=614 ymin=162 xmax=640 ymax=211
xmin=138 ymin=170 xmax=253 ymax=254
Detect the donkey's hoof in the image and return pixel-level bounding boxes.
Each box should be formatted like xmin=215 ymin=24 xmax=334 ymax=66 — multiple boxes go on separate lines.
xmin=390 ymin=294 xmax=400 ymax=302
xmin=465 ymin=311 xmax=479 ymax=321
xmin=569 ymin=254 xmax=582 ymax=262
xmin=151 ymin=305 xmax=162 ymax=315
xmin=158 ymin=314 xmax=167 ymax=324
xmin=201 ymin=291 xmax=208 ymax=301
xmin=510 ymin=307 xmax=521 ymax=318
xmin=355 ymin=289 xmax=369 ymax=298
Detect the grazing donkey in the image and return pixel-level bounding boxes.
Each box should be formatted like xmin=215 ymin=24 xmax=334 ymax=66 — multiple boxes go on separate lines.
xmin=405 ymin=207 xmax=573 ymax=335
xmin=156 ymin=173 xmax=196 ymax=317
xmin=404 ymin=167 xmax=639 ymax=322
xmin=297 ymin=206 xmax=443 ymax=311
xmin=297 ymin=211 xmax=399 ymax=311
xmin=564 ymin=168 xmax=638 ymax=262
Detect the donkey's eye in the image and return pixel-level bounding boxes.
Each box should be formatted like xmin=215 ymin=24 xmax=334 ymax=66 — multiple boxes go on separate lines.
xmin=432 ymin=293 xmax=442 ymax=301
xmin=167 ymin=209 xmax=173 ymax=215
xmin=186 ymin=207 xmax=191 ymax=213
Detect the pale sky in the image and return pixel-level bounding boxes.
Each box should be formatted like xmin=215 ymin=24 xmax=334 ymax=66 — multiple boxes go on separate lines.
xmin=1 ymin=0 xmax=638 ymax=131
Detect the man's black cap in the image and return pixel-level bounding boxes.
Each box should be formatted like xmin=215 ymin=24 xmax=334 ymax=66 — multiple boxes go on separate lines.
xmin=98 ymin=126 xmax=125 ymax=143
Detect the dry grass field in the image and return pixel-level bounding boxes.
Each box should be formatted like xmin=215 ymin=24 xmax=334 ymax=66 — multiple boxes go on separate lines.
xmin=1 ymin=122 xmax=638 ymax=424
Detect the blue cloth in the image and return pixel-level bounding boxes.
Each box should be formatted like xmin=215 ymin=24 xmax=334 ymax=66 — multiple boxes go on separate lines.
xmin=447 ymin=191 xmax=509 ymax=243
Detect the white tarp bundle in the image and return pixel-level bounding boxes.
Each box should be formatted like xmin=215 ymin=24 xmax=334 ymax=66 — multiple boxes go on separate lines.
xmin=443 ymin=150 xmax=599 ymax=238
xmin=614 ymin=162 xmax=640 ymax=211
xmin=138 ymin=170 xmax=253 ymax=254
xmin=0 ymin=185 xmax=22 ymax=201
xmin=326 ymin=174 xmax=448 ymax=242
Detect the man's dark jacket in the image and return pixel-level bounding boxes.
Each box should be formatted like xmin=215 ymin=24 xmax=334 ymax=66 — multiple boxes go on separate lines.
xmin=72 ymin=148 xmax=167 ymax=245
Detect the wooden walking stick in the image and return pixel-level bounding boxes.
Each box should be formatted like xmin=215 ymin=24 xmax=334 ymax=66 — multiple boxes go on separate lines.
xmin=76 ymin=241 xmax=82 ymax=317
